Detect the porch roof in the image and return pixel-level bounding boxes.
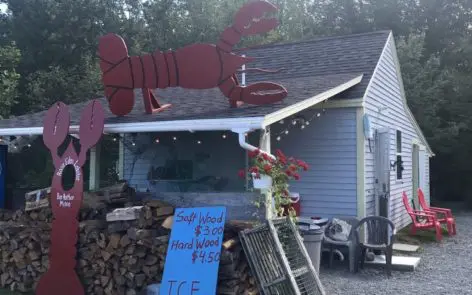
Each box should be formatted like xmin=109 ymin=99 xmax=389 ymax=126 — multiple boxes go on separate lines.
xmin=0 ymin=73 xmax=362 ymax=136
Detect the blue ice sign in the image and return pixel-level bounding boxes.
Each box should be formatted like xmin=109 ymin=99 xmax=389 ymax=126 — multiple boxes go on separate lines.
xmin=160 ymin=206 xmax=226 ymax=295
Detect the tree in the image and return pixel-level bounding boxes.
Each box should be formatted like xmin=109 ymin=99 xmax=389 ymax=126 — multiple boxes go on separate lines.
xmin=0 ymin=43 xmax=20 ymax=118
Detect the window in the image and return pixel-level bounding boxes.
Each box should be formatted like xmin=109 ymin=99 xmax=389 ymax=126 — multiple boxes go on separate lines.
xmin=396 ymin=130 xmax=402 ymax=154
xmin=396 ymin=130 xmax=404 ymax=179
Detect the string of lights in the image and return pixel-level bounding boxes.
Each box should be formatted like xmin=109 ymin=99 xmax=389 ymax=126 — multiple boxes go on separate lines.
xmin=1 ymin=103 xmax=327 ymax=152
xmin=274 ymin=106 xmax=327 ymax=141
xmin=111 ymin=131 xmax=232 ymax=148
xmin=0 ymin=135 xmax=35 ymax=152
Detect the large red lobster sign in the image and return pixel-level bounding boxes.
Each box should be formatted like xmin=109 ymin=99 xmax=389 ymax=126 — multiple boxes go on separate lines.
xmin=98 ymin=0 xmax=287 ymax=116
xmin=36 ymin=100 xmax=104 ymax=295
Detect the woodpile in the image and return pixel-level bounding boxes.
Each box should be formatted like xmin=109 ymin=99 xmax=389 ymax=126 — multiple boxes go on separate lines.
xmin=0 ymin=182 xmax=259 ymax=294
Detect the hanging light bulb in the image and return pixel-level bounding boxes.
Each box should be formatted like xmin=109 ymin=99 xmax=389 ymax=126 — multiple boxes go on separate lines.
xmin=27 ymin=144 xmax=32 ymax=148
xmin=276 ymin=136 xmax=281 ymax=141
xmin=292 ymin=120 xmax=297 ymax=125
xmin=112 ymin=137 xmax=117 ymax=142
xmin=279 ymin=120 xmax=284 ymax=124
xmin=284 ymin=130 xmax=289 ymax=135
xmin=155 ymin=138 xmax=160 ymax=143
xmin=317 ymin=112 xmax=321 ymax=117
xmin=222 ymin=133 xmax=227 ymax=139
xmin=306 ymin=121 xmax=310 ymax=126
xmin=301 ymin=125 xmax=305 ymax=130
xmin=173 ymin=136 xmax=177 ymax=141
xmin=197 ymin=140 xmax=202 ymax=144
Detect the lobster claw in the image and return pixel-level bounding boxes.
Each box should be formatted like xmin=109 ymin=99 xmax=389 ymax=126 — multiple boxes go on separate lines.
xmin=233 ymin=0 xmax=279 ymax=36
xmin=78 ymin=100 xmax=105 ymax=165
xmin=240 ymin=82 xmax=288 ymax=105
xmin=43 ymin=102 xmax=70 ymax=153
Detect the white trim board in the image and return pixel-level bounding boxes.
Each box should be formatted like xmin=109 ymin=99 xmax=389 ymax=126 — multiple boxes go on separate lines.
xmin=262 ymin=75 xmax=364 ymax=127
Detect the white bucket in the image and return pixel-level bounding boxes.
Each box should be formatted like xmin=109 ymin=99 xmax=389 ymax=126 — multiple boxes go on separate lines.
xmin=252 ymin=173 xmax=272 ymax=189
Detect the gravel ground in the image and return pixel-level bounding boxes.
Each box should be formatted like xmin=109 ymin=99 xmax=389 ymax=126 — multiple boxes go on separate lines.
xmin=320 ymin=212 xmax=472 ymax=295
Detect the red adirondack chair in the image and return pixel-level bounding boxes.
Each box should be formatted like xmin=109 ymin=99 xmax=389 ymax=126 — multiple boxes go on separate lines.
xmin=402 ymin=192 xmax=442 ymax=242
xmin=418 ymin=188 xmax=456 ymax=235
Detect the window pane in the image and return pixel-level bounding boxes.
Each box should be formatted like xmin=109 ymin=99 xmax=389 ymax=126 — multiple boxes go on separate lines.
xmin=396 ymin=130 xmax=402 ymax=153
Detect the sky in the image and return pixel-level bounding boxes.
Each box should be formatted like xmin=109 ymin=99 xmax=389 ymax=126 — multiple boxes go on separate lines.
xmin=0 ymin=3 xmax=6 ymax=13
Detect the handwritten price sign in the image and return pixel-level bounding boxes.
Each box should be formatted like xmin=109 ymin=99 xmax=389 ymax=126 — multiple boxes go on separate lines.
xmin=160 ymin=207 xmax=226 ymax=295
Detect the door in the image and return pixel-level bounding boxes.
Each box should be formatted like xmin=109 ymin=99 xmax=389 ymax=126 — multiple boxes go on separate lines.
xmin=418 ymin=148 xmax=427 ymax=203
xmin=375 ymin=129 xmax=390 ymax=218
xmin=412 ymin=144 xmax=419 ymax=209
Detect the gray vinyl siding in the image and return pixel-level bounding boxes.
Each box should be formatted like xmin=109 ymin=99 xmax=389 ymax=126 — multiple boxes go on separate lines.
xmin=364 ymin=35 xmax=430 ymax=230
xmin=123 ymin=132 xmax=246 ymax=193
xmin=272 ymin=108 xmax=358 ymax=218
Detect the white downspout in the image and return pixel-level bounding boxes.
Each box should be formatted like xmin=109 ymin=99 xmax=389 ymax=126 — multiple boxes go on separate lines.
xmin=234 ymin=130 xmax=276 ymax=160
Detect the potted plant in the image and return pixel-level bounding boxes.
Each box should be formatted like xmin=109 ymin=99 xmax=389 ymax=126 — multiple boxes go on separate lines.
xmin=239 ymin=149 xmax=309 ymax=217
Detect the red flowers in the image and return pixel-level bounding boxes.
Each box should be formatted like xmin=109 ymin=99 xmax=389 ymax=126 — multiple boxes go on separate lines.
xmin=237 ymin=148 xmax=309 ymax=218
xmin=249 ymin=166 xmax=259 ymax=173
xmin=296 ymin=159 xmax=309 ymax=171
xmin=263 ymin=164 xmax=272 ymax=173
xmin=248 ymin=149 xmax=260 ymax=158
xmin=276 ymin=149 xmax=287 ymax=165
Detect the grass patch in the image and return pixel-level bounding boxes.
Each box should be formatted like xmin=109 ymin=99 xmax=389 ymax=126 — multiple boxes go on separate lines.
xmin=396 ymin=224 xmax=448 ymax=245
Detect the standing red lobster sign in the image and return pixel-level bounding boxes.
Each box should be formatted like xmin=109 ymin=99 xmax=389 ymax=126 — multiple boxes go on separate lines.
xmin=98 ymin=0 xmax=288 ymax=116
xmin=36 ymin=100 xmax=104 ymax=295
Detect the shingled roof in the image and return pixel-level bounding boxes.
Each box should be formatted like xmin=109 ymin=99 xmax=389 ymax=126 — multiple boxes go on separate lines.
xmin=240 ymin=30 xmax=391 ymax=99
xmin=0 ymin=30 xmax=390 ymax=134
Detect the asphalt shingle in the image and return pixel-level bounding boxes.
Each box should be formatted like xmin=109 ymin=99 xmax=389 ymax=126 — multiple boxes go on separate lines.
xmin=0 ymin=73 xmax=361 ymax=129
xmin=0 ymin=30 xmax=390 ymax=131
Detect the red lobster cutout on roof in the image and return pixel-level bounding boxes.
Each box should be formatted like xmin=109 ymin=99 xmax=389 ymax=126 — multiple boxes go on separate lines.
xmin=98 ymin=0 xmax=288 ymax=117
xmin=36 ymin=100 xmax=104 ymax=295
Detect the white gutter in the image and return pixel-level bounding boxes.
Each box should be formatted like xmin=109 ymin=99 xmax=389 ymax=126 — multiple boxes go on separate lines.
xmin=232 ymin=128 xmax=276 ymax=160
xmin=0 ymin=117 xmax=266 ymax=136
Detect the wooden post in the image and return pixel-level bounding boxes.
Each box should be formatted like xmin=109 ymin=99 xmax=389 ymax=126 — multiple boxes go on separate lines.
xmin=259 ymin=127 xmax=274 ymax=220
xmin=118 ymin=133 xmax=124 ymax=179
xmin=89 ymin=142 xmax=101 ymax=190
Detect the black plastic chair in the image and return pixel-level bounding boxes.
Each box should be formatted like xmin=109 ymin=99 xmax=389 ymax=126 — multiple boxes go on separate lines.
xmin=323 ymin=217 xmax=359 ymax=272
xmin=354 ymin=216 xmax=395 ymax=276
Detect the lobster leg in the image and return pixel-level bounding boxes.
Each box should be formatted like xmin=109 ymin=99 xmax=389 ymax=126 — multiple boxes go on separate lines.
xmin=142 ymin=89 xmax=172 ymax=114
xmin=219 ymin=74 xmax=287 ymax=107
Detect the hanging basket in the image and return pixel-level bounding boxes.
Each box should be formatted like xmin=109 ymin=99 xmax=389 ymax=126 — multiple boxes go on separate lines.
xmin=251 ymin=173 xmax=273 ymax=189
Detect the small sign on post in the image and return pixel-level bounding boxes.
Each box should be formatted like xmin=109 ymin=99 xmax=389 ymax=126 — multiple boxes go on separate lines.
xmin=160 ymin=206 xmax=226 ymax=295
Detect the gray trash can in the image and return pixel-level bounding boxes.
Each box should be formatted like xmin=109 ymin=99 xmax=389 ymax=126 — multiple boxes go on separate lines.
xmin=301 ymin=227 xmax=324 ymax=273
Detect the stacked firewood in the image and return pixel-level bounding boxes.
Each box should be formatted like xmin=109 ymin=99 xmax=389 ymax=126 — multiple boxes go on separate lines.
xmin=0 ymin=183 xmax=259 ymax=294
xmin=218 ymin=223 xmax=259 ymax=295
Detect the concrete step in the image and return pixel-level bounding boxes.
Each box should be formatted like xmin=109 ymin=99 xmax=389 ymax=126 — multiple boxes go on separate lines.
xmin=364 ymin=255 xmax=420 ymax=272
xmin=393 ymin=243 xmax=420 ymax=253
